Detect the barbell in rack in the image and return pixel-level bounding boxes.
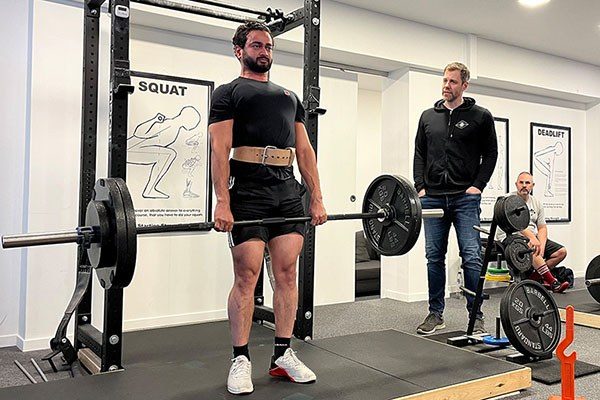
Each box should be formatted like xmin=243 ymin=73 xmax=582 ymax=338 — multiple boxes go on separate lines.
xmin=2 ymin=174 xmax=444 ymax=289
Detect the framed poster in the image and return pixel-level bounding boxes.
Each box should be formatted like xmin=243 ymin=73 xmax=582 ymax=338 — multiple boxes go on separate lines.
xmin=127 ymin=71 xmax=213 ymax=227
xmin=529 ymin=123 xmax=571 ymax=222
xmin=481 ymin=117 xmax=509 ymax=222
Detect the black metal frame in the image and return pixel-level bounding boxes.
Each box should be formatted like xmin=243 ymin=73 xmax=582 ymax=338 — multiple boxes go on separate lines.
xmin=53 ymin=0 xmax=321 ymax=372
xmin=253 ymin=1 xmax=321 ymax=341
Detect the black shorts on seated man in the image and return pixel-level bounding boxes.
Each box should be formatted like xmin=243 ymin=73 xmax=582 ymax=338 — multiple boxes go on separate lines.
xmin=209 ymin=21 xmax=327 ymax=395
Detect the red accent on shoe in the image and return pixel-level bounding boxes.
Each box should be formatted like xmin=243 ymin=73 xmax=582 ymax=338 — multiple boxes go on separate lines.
xmin=552 ymin=281 xmax=569 ymax=294
xmin=269 ymin=367 xmax=296 ymax=382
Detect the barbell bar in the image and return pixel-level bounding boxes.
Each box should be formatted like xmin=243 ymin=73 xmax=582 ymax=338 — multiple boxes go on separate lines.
xmin=2 ymin=174 xmax=444 ymax=289
xmin=585 ymin=278 xmax=600 ymax=287
xmin=3 ymin=209 xmax=444 ymax=249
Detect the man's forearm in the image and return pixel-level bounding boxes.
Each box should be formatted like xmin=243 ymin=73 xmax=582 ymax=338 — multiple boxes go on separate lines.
xmin=413 ymin=160 xmax=425 ymax=191
xmin=537 ymin=225 xmax=548 ymax=246
xmin=520 ymin=229 xmax=536 ymax=241
xmin=211 ymin=149 xmax=230 ymax=205
xmin=297 ymin=148 xmax=323 ymax=201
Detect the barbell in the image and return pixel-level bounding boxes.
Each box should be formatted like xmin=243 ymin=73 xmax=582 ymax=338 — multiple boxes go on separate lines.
xmin=585 ymin=255 xmax=600 ymax=303
xmin=2 ymin=174 xmax=444 ymax=289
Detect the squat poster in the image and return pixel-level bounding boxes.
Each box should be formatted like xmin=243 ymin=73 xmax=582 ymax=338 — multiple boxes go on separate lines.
xmin=481 ymin=118 xmax=509 ymax=222
xmin=127 ymin=71 xmax=213 ymax=227
xmin=529 ymin=123 xmax=571 ymax=222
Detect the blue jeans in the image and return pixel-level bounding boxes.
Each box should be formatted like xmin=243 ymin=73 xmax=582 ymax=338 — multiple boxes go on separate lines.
xmin=420 ymin=193 xmax=483 ymax=318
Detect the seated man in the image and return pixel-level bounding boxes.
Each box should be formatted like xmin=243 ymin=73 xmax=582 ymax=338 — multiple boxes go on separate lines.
xmin=498 ymin=172 xmax=568 ymax=293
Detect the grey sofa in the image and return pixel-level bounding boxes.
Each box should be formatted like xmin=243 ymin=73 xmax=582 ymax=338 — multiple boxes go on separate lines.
xmin=355 ymin=231 xmax=380 ymax=297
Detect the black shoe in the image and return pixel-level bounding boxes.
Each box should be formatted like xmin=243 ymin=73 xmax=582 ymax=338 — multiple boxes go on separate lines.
xmin=417 ymin=313 xmax=445 ymax=335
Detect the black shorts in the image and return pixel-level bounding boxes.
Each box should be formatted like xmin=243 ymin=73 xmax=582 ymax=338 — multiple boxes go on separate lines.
xmin=544 ymin=239 xmax=564 ymax=260
xmin=228 ymin=178 xmax=306 ymax=246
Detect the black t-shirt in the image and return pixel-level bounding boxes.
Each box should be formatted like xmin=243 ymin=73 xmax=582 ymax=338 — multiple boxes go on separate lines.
xmin=209 ymin=77 xmax=306 ymax=182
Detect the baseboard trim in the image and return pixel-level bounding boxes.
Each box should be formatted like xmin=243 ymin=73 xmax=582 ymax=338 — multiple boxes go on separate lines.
xmin=11 ymin=310 xmax=229 ymax=351
xmin=0 ymin=334 xmax=18 ymax=348
xmin=123 ymin=309 xmax=228 ymax=332
xmin=382 ymin=289 xmax=428 ymax=302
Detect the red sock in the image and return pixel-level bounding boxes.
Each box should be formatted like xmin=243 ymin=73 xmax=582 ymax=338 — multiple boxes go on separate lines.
xmin=536 ymin=263 xmax=556 ymax=285
xmin=529 ymin=270 xmax=542 ymax=282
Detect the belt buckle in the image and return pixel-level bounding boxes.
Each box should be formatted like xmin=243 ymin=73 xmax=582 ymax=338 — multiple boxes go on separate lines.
xmin=285 ymin=147 xmax=295 ymax=167
xmin=261 ymin=145 xmax=277 ymax=165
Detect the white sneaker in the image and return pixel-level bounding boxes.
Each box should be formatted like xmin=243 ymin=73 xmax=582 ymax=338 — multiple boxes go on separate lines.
xmin=269 ymin=348 xmax=316 ymax=383
xmin=227 ymin=355 xmax=254 ymax=395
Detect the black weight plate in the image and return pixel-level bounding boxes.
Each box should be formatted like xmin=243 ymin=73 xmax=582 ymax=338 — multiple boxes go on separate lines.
xmin=89 ymin=178 xmax=127 ymax=290
xmin=112 ymin=177 xmax=138 ymax=289
xmin=85 ymin=200 xmax=115 ymax=271
xmin=585 ymin=255 xmax=600 ymax=304
xmin=500 ymin=280 xmax=561 ymax=358
xmin=494 ymin=195 xmax=530 ymax=234
xmin=362 ymin=175 xmax=421 ymax=256
xmin=503 ymin=236 xmax=532 ymax=273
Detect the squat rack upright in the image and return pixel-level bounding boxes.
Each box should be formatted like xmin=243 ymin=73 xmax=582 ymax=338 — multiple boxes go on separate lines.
xmin=47 ymin=0 xmax=323 ymax=373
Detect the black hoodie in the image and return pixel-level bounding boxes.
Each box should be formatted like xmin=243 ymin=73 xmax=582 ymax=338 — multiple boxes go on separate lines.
xmin=413 ymin=97 xmax=498 ymax=195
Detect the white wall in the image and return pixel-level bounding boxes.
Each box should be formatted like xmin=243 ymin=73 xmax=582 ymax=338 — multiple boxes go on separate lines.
xmin=586 ymin=104 xmax=600 ymax=261
xmin=0 ymin=0 xmax=32 ymax=348
xmin=127 ymin=0 xmax=600 ymax=101
xmin=353 ymin=86 xmax=383 ymax=230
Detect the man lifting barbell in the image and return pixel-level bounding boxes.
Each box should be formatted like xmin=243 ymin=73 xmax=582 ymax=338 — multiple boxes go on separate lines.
xmin=209 ymin=21 xmax=325 ymax=395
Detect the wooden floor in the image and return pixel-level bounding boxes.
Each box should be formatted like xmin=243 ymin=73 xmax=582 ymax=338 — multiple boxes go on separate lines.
xmin=0 ymin=322 xmax=530 ymax=400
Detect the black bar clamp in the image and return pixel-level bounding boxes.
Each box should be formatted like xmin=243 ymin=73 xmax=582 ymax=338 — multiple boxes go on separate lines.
xmin=76 ymin=226 xmax=96 ymax=248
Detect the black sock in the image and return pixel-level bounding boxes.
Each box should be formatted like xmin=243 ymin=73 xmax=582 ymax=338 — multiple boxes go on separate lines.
xmin=233 ymin=344 xmax=250 ymax=361
xmin=273 ymin=337 xmax=291 ymax=361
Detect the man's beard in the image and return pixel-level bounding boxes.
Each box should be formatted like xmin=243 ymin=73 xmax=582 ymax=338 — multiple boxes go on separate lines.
xmin=443 ymin=91 xmax=457 ymax=102
xmin=243 ymin=54 xmax=272 ymax=73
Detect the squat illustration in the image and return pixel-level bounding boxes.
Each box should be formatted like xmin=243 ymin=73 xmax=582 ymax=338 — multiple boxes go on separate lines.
xmin=127 ymin=106 xmax=201 ymax=199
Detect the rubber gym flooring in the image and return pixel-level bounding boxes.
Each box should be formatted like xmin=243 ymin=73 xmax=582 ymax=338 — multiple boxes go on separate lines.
xmin=0 ymin=321 xmax=529 ymax=400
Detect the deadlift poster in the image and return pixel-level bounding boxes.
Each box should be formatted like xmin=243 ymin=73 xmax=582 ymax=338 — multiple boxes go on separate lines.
xmin=529 ymin=122 xmax=571 ymax=222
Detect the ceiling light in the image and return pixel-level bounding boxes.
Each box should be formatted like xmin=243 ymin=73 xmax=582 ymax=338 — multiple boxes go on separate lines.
xmin=518 ymin=0 xmax=551 ymax=7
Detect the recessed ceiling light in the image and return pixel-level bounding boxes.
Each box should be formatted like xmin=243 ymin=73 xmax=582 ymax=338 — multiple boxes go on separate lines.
xmin=518 ymin=0 xmax=551 ymax=7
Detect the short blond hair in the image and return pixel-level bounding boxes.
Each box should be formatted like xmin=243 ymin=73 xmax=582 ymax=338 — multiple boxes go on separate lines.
xmin=444 ymin=62 xmax=470 ymax=83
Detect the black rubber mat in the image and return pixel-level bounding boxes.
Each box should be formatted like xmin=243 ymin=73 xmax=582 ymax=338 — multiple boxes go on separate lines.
xmin=523 ymin=358 xmax=600 ymax=385
xmin=0 ymin=322 xmax=526 ymax=399
xmin=310 ymin=329 xmax=520 ymax=388
xmin=553 ymin=289 xmax=600 ymax=314
xmin=428 ymin=330 xmax=600 ymax=384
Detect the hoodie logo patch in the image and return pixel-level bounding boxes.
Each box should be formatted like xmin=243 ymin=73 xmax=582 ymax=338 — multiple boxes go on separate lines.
xmin=455 ymin=120 xmax=469 ymax=129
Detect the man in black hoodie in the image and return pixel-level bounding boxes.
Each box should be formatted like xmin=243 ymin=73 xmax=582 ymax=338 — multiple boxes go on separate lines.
xmin=413 ymin=62 xmax=498 ymax=335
